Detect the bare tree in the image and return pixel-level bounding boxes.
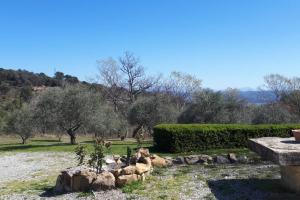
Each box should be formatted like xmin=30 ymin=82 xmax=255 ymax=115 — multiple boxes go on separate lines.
xmin=119 ymin=51 xmax=159 ymax=103
xmin=263 ymin=74 xmax=290 ymax=101
xmin=263 ymin=74 xmax=300 ymax=118
xmin=96 ymin=58 xmax=125 ymax=112
xmin=163 ymin=71 xmax=202 ymax=110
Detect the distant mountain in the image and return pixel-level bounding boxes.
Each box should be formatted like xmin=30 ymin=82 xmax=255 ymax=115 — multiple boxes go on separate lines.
xmin=239 ymin=90 xmax=276 ymax=104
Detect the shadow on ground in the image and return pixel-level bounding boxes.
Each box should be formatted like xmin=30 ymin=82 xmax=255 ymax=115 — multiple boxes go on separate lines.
xmin=0 ymin=143 xmax=73 ymax=151
xmin=207 ymin=178 xmax=299 ymax=200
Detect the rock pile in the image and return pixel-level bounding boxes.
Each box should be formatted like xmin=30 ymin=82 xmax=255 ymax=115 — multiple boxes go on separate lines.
xmin=55 ymin=149 xmax=249 ymax=193
xmin=171 ymin=153 xmax=248 ymax=165
xmin=55 ymin=148 xmax=169 ymax=193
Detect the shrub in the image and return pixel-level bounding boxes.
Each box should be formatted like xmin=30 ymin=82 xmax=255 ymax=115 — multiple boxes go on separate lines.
xmin=153 ymin=124 xmax=300 ymax=152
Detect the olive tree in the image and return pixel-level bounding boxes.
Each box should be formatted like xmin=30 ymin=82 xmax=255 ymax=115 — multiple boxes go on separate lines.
xmin=128 ymin=96 xmax=178 ymax=137
xmin=178 ymin=89 xmax=226 ymax=123
xmin=6 ymin=104 xmax=35 ymax=144
xmin=33 ymin=85 xmax=113 ymax=144
xmin=252 ymin=103 xmax=296 ymax=124
xmin=30 ymin=88 xmax=60 ymax=134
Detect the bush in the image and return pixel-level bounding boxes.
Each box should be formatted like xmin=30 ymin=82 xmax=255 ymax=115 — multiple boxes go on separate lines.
xmin=153 ymin=124 xmax=300 ymax=152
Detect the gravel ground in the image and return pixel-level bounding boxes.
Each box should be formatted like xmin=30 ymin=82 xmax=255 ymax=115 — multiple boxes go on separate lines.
xmin=0 ymin=152 xmax=75 ymax=186
xmin=0 ymin=152 xmax=299 ymax=200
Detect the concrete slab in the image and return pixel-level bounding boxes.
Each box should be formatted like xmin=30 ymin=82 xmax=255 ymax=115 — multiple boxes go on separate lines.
xmin=248 ymin=137 xmax=300 ymax=166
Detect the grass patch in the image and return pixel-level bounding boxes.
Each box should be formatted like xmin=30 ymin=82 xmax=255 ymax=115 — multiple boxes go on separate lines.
xmin=1 ymin=176 xmax=56 ymax=195
xmin=122 ymin=181 xmax=145 ymax=193
xmin=0 ymin=135 xmax=152 ymax=155
xmin=124 ymin=167 xmax=194 ymax=200
xmin=0 ymin=135 xmax=254 ymax=158
xmin=77 ymin=191 xmax=95 ymax=198
xmin=152 ymin=167 xmax=167 ymax=176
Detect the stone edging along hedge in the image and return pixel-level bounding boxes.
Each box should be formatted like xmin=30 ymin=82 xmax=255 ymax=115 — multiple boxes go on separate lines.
xmin=153 ymin=124 xmax=300 ymax=153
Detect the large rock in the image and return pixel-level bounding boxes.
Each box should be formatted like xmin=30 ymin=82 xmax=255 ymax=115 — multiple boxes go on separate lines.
xmin=238 ymin=155 xmax=249 ymax=163
xmin=173 ymin=157 xmax=185 ymax=165
xmin=184 ymin=155 xmax=199 ymax=165
xmin=228 ymin=153 xmax=238 ymax=163
xmin=199 ymin=155 xmax=213 ymax=164
xmin=110 ymin=168 xmax=122 ymax=178
xmin=55 ymin=166 xmax=96 ymax=193
xmin=91 ymin=171 xmax=115 ymax=191
xmin=122 ymin=165 xmax=137 ymax=175
xmin=136 ymin=148 xmax=150 ymax=158
xmin=138 ymin=156 xmax=152 ymax=166
xmin=116 ymin=174 xmax=141 ymax=187
xmin=214 ymin=156 xmax=230 ymax=164
xmin=136 ymin=163 xmax=151 ymax=175
xmin=151 ymin=154 xmax=168 ymax=167
xmin=130 ymin=155 xmax=138 ymax=165
xmin=72 ymin=170 xmax=97 ymax=192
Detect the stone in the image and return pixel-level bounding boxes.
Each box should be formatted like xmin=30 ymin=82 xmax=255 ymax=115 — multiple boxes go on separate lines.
xmin=72 ymin=170 xmax=97 ymax=192
xmin=55 ymin=166 xmax=95 ymax=193
xmin=227 ymin=153 xmax=238 ymax=163
xmin=238 ymin=155 xmax=248 ymax=163
xmin=136 ymin=163 xmax=151 ymax=175
xmin=54 ymin=175 xmax=65 ymax=193
xmin=248 ymin=137 xmax=300 ymax=165
xmin=116 ymin=174 xmax=141 ymax=187
xmin=122 ymin=165 xmax=137 ymax=175
xmin=116 ymin=158 xmax=124 ymax=165
xmin=184 ymin=155 xmax=199 ymax=165
xmin=151 ymin=154 xmax=168 ymax=167
xmin=249 ymin=137 xmax=300 ymax=193
xmin=214 ymin=156 xmax=230 ymax=164
xmin=113 ymin=155 xmax=121 ymax=160
xmin=280 ymin=166 xmax=300 ymax=193
xmin=105 ymin=158 xmax=115 ymax=165
xmin=136 ymin=148 xmax=150 ymax=158
xmin=173 ymin=157 xmax=185 ymax=165
xmin=199 ymin=155 xmax=213 ymax=164
xmin=130 ymin=155 xmax=138 ymax=165
xmin=110 ymin=168 xmax=122 ymax=178
xmin=91 ymin=171 xmax=115 ymax=191
xmin=120 ymin=155 xmax=127 ymax=163
xmin=138 ymin=156 xmax=152 ymax=166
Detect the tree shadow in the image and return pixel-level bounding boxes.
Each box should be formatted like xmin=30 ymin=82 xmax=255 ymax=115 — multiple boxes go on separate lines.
xmin=0 ymin=143 xmax=74 ymax=151
xmin=39 ymin=187 xmax=66 ymax=198
xmin=281 ymin=140 xmax=300 ymax=144
xmin=31 ymin=139 xmax=62 ymax=143
xmin=207 ymin=178 xmax=299 ymax=200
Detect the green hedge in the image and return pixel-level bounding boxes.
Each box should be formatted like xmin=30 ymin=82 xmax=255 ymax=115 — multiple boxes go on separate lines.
xmin=153 ymin=124 xmax=300 ymax=153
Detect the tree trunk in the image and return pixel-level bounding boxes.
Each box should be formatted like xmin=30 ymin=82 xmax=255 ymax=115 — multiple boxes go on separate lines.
xmin=67 ymin=129 xmax=77 ymax=145
xmin=21 ymin=137 xmax=26 ymax=144
xmin=132 ymin=125 xmax=142 ymax=138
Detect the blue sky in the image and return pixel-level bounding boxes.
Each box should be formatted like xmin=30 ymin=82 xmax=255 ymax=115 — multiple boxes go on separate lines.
xmin=0 ymin=0 xmax=300 ymax=90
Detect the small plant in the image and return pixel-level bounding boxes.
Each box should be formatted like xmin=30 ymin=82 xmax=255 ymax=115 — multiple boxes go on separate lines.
xmin=88 ymin=137 xmax=105 ymax=174
xmin=136 ymin=126 xmax=145 ymax=149
xmin=126 ymin=146 xmax=132 ymax=166
xmin=74 ymin=144 xmax=87 ymax=166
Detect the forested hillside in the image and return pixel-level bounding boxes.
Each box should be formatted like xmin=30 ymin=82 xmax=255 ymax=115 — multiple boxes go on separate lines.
xmin=0 ymin=68 xmax=84 ymax=131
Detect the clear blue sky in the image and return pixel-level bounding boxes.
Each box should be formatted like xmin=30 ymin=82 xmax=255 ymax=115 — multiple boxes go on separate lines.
xmin=1 ymin=0 xmax=300 ymax=90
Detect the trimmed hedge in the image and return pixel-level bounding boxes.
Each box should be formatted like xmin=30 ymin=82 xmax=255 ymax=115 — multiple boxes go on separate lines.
xmin=153 ymin=124 xmax=300 ymax=153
